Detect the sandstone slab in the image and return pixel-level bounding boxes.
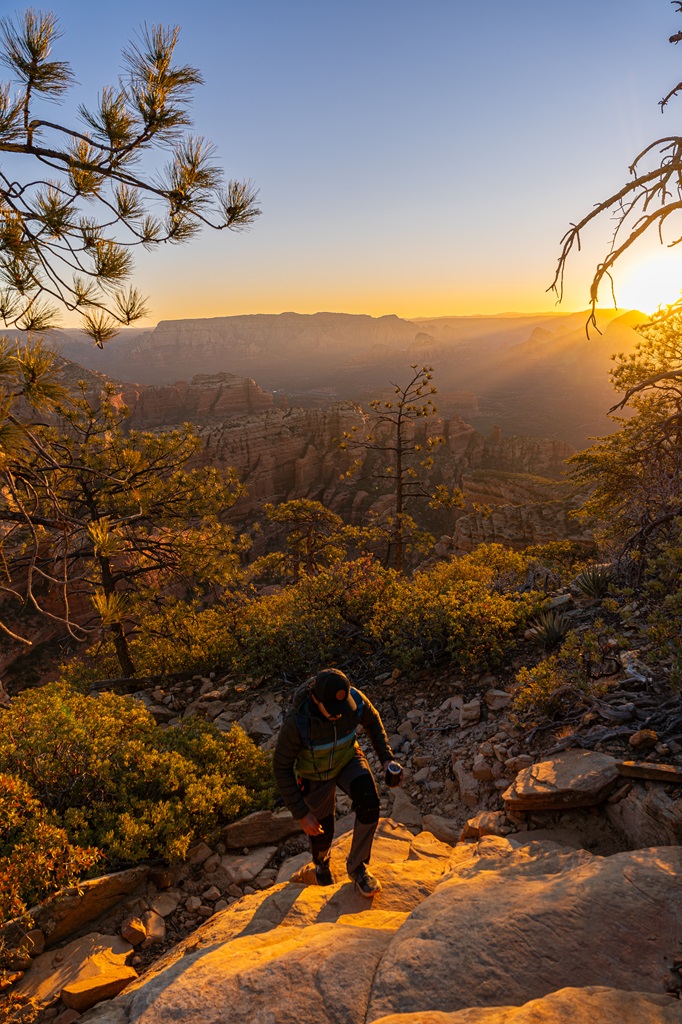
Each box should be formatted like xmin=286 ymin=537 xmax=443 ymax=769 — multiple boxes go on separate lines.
xmin=366 ymin=839 xmax=682 ymax=1018
xmin=61 ymin=965 xmax=138 ymax=1012
xmin=370 ymin=986 xmax=682 ymax=1023
xmin=11 ymin=867 xmax=148 ymax=949
xmin=223 ymin=809 xmax=301 ymax=849
xmin=71 ymin=824 xmax=682 ymax=1024
xmin=214 ymin=846 xmax=277 ymax=886
xmin=14 ymin=933 xmax=135 ymax=1010
xmin=502 ymin=750 xmax=619 ymax=811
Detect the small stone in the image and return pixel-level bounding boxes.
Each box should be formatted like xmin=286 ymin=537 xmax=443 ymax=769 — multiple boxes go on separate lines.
xmin=150 ymin=891 xmax=181 ymax=917
xmin=202 ymin=886 xmax=221 ymax=902
xmin=460 ymin=700 xmax=481 ymax=728
xmin=484 ymin=689 xmax=512 ymax=711
xmin=505 ymin=754 xmax=534 ymax=774
xmin=227 ymin=884 xmax=243 ymax=898
xmin=197 ymin=906 xmax=213 ymax=919
xmin=120 ymin=917 xmax=146 ymax=946
xmin=140 ymin=910 xmax=165 ymax=948
xmin=453 ymin=758 xmax=481 ymax=808
xmin=214 ymin=900 xmax=228 ymax=912
xmin=460 ymin=810 xmax=509 ymax=840
xmin=185 ymin=896 xmax=202 ymax=913
xmin=629 ymin=729 xmax=658 ymax=750
xmin=472 ymin=754 xmax=495 ymax=781
xmin=184 ymin=842 xmax=214 ymax=867
xmin=203 ymin=853 xmax=221 ymax=873
xmin=398 ymin=721 xmax=417 ymax=738
xmin=413 ymin=766 xmax=431 ymax=783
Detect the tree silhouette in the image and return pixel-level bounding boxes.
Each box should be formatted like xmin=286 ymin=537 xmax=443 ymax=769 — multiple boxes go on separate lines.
xmin=550 ymin=0 xmax=682 ymax=339
xmin=341 ymin=365 xmax=462 ymax=574
xmin=0 ymin=10 xmax=260 ymax=345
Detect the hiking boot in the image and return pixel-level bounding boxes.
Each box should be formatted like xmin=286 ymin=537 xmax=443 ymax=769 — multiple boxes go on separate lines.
xmin=350 ymin=866 xmax=382 ymax=897
xmin=315 ymin=860 xmax=334 ymax=886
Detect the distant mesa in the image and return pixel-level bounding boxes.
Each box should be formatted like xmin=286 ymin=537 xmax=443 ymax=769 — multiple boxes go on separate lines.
xmin=7 ymin=306 xmax=649 ymax=448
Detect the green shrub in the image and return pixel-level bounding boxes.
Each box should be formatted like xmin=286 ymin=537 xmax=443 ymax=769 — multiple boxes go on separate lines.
xmin=0 ymin=773 xmax=101 ymax=923
xmin=513 ymin=625 xmax=612 ymax=716
xmin=0 ymin=682 xmax=274 ymax=920
xmin=573 ymin=564 xmax=613 ymax=598
xmin=525 ymin=608 xmax=571 ymax=649
xmin=369 ymin=568 xmax=536 ymax=672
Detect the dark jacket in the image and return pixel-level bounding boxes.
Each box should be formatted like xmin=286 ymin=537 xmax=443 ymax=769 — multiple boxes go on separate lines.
xmin=273 ymin=683 xmax=394 ymax=820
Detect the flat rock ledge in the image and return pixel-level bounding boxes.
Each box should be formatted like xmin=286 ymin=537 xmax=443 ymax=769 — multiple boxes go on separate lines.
xmin=502 ymin=750 xmax=619 ymax=811
xmin=79 ymin=819 xmax=682 ymax=1024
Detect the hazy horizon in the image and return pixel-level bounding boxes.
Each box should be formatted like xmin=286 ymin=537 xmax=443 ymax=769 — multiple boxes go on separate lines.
xmin=32 ymin=1 xmax=682 ymax=326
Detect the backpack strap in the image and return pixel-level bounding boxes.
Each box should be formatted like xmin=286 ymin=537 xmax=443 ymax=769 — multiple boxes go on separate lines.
xmin=350 ymin=687 xmax=364 ymax=722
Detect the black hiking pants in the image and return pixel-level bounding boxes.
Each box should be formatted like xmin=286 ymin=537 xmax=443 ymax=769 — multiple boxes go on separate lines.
xmin=299 ymin=746 xmax=381 ymax=876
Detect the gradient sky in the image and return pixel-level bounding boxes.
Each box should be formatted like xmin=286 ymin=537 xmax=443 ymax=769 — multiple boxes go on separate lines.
xmin=11 ymin=1 xmax=682 ymax=323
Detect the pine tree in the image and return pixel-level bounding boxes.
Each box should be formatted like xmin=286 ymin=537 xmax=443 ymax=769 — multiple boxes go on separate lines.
xmin=0 ymin=10 xmax=260 ymax=345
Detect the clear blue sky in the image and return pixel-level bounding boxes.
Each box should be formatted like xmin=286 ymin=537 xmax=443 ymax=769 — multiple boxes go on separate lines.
xmin=15 ymin=0 xmax=682 ymax=321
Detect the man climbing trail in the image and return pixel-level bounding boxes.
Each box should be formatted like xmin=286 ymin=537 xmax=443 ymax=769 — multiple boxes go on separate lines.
xmin=273 ymin=668 xmax=402 ymax=897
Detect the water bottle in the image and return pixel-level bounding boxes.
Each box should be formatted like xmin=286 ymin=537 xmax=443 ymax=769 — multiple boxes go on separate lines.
xmin=385 ymin=761 xmax=403 ymax=787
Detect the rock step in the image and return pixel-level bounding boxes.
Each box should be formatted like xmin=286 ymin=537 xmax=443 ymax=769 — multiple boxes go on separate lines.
xmin=79 ymin=820 xmax=682 ymax=1024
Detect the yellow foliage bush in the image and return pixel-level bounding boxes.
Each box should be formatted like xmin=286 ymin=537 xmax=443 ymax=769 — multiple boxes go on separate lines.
xmin=0 ymin=683 xmax=274 ymax=922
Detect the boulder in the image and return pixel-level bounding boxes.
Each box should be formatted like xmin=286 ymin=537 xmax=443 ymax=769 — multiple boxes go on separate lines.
xmin=12 ymin=867 xmax=148 ymax=948
xmin=369 ymin=987 xmax=682 ymax=1023
xmin=460 ymin=810 xmax=509 ymax=840
xmin=502 ymin=751 xmax=619 ymax=812
xmin=13 ymin=933 xmax=136 ymax=1010
xmin=214 ymin=847 xmax=278 ymax=887
xmin=224 ymin=809 xmax=301 ymax=849
xmin=366 ymin=839 xmax=682 ymax=1018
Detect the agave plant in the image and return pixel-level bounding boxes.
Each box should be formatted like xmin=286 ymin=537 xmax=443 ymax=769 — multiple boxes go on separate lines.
xmin=526 ymin=608 xmax=571 ymax=650
xmin=573 ymin=564 xmax=613 ymax=599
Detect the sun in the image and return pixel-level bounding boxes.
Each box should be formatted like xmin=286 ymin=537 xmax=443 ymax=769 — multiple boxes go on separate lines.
xmin=614 ymin=249 xmax=682 ymax=315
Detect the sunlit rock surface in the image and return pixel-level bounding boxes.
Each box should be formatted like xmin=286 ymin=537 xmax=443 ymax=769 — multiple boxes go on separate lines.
xmin=81 ymin=823 xmax=682 ymax=1024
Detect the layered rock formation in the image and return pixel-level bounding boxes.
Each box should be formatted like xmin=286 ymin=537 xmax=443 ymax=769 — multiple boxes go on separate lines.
xmin=123 ymin=372 xmax=273 ymax=427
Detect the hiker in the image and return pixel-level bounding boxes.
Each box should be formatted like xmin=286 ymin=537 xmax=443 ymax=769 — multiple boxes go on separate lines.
xmin=273 ymin=667 xmax=402 ymax=897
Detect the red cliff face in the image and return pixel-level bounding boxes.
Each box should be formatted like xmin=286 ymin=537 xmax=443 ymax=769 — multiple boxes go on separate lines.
xmin=123 ymin=373 xmax=273 ymax=427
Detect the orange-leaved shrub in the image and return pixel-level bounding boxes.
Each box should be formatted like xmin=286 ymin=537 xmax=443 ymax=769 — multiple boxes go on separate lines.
xmin=0 ymin=683 xmax=274 ymax=922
